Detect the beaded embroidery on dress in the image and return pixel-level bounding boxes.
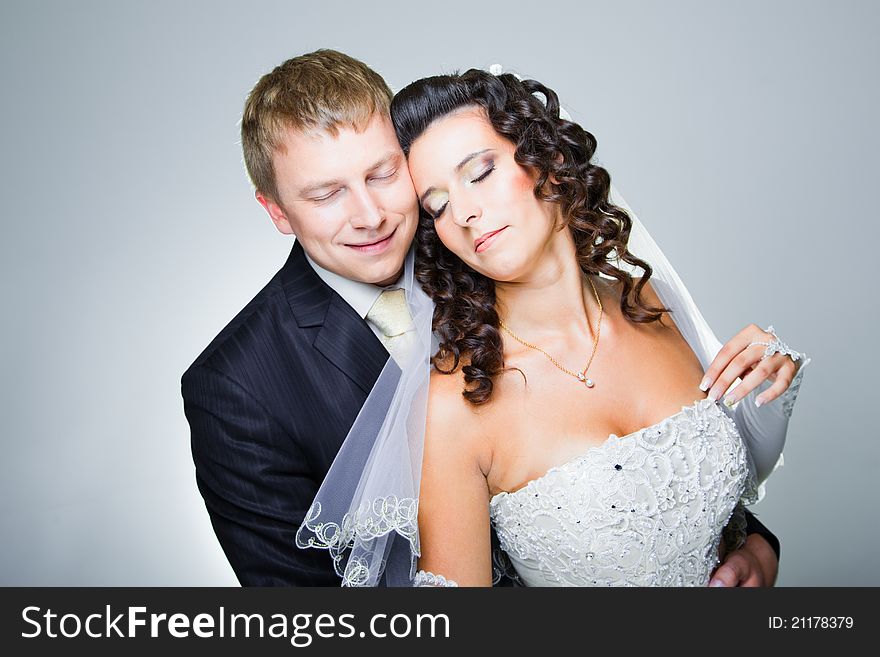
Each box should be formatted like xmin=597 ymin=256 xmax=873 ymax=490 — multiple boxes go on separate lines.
xmin=489 ymin=398 xmax=758 ymax=587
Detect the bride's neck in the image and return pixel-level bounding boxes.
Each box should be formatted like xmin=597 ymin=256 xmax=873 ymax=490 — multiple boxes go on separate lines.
xmin=494 ymin=230 xmax=598 ymax=337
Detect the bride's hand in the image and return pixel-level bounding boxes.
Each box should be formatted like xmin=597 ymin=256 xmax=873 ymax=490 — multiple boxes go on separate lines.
xmin=700 ymin=324 xmax=802 ymax=409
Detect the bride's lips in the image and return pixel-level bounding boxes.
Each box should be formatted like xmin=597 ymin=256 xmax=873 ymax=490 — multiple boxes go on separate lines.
xmin=347 ymin=227 xmax=397 ymax=255
xmin=474 ymin=226 xmax=508 ymax=253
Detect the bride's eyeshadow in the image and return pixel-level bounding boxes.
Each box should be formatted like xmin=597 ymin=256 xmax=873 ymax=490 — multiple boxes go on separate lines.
xmin=462 ymin=157 xmax=495 ymax=187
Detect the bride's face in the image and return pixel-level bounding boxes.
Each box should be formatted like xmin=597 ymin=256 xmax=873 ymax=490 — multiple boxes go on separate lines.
xmin=406 ymin=107 xmax=562 ymax=282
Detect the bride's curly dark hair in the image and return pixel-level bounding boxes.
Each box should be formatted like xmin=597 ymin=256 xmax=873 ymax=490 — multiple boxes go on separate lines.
xmin=391 ymin=69 xmax=667 ymax=405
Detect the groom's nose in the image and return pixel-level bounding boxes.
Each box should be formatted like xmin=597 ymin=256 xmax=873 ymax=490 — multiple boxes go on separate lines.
xmin=348 ymin=185 xmax=384 ymax=229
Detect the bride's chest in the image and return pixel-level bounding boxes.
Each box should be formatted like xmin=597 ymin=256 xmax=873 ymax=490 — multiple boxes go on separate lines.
xmin=483 ymin=375 xmax=709 ymax=497
xmin=488 ymin=400 xmax=751 ymax=525
xmin=487 ymin=402 xmax=752 ymax=587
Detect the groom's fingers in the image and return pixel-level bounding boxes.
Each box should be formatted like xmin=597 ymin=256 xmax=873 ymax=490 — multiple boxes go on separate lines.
xmin=709 ymin=551 xmax=765 ymax=588
xmin=709 ymin=561 xmax=741 ymax=587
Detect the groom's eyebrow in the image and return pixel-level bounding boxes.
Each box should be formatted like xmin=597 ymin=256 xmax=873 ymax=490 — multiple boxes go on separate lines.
xmin=298 ymin=152 xmax=400 ymax=197
xmin=419 ymin=149 xmax=493 ymax=206
xmin=366 ymin=152 xmax=399 ymax=172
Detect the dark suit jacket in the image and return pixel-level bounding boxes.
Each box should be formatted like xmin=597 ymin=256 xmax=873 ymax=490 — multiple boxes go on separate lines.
xmin=182 ymin=240 xmax=779 ymax=586
xmin=182 ymin=240 xmax=390 ymax=585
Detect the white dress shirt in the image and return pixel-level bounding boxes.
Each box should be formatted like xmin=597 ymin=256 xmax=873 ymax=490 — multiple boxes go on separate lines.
xmin=303 ymin=250 xmax=404 ymax=343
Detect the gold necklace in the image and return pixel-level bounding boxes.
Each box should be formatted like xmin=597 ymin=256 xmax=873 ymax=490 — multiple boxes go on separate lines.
xmin=499 ymin=276 xmax=603 ymax=388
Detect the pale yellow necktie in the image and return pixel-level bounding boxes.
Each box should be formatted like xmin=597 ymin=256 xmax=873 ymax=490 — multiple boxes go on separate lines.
xmin=366 ymin=288 xmax=415 ymax=365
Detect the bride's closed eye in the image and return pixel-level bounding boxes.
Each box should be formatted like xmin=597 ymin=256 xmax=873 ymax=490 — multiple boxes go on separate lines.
xmin=468 ymin=164 xmax=495 ymax=185
xmin=427 ymin=202 xmax=447 ymax=220
xmin=424 ymin=163 xmax=496 ymax=220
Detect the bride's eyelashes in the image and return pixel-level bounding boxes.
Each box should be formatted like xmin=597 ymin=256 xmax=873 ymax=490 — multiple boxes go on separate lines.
xmin=424 ymin=163 xmax=496 ymax=220
xmin=468 ymin=164 xmax=495 ymax=186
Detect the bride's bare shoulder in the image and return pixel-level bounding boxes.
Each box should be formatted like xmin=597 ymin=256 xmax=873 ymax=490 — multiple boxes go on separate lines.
xmin=597 ymin=274 xmax=662 ymax=305
xmin=425 ymin=356 xmax=493 ymax=466
xmin=597 ymin=274 xmax=673 ymax=335
xmin=427 ymin=357 xmax=476 ymax=426
xmin=632 ymin=275 xmax=665 ymax=309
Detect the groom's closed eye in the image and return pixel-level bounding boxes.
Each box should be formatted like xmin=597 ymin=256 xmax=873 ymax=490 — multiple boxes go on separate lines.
xmin=304 ymin=169 xmax=400 ymax=204
xmin=369 ymin=168 xmax=399 ymax=183
xmin=310 ymin=188 xmax=342 ymax=203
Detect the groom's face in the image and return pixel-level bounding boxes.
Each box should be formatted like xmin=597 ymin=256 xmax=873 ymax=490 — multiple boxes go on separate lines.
xmin=257 ymin=112 xmax=419 ymax=286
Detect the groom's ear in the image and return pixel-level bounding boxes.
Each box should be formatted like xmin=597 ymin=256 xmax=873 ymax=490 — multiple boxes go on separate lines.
xmin=256 ymin=191 xmax=296 ymax=236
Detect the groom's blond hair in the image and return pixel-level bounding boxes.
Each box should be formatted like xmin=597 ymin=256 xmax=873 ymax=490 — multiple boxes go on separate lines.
xmin=241 ymin=49 xmax=393 ymax=202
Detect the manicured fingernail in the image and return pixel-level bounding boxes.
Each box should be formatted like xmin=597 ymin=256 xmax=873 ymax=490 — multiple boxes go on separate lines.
xmin=699 ymin=378 xmax=711 ymax=392
xmin=755 ymin=397 xmax=763 ymax=408
xmin=723 ymin=395 xmax=736 ymax=408
xmin=707 ymin=390 xmax=718 ymax=402
xmin=709 ymin=579 xmax=726 ymax=587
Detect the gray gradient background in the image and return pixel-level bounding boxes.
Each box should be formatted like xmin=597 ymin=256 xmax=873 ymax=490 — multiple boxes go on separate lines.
xmin=1 ymin=0 xmax=876 ymax=586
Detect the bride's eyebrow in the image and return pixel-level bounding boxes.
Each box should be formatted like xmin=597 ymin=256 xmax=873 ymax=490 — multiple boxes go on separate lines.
xmin=454 ymin=148 xmax=494 ymax=173
xmin=418 ymin=148 xmax=495 ymax=206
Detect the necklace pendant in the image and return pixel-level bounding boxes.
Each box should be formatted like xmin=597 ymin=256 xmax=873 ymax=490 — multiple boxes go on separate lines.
xmin=577 ymin=372 xmax=586 ymax=382
xmin=585 ymin=378 xmax=595 ymax=388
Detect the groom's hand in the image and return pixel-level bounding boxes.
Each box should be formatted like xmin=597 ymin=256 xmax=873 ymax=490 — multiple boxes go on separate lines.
xmin=709 ymin=533 xmax=778 ymax=587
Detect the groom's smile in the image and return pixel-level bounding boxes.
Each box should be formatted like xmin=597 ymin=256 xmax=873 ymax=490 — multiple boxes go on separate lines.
xmin=346 ymin=226 xmax=398 ymax=254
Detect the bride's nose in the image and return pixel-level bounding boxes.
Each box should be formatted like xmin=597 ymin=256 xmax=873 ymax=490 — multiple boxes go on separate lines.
xmin=451 ymin=199 xmax=480 ymax=227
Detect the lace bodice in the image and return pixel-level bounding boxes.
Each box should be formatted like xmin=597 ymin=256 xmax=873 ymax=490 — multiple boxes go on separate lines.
xmin=489 ymin=398 xmax=758 ymax=587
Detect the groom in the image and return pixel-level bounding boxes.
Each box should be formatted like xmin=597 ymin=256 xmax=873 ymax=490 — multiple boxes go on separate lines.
xmin=181 ymin=49 xmax=779 ymax=587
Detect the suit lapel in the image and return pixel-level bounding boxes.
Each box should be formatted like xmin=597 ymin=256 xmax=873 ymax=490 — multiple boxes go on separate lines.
xmin=281 ymin=241 xmax=389 ymax=394
xmin=314 ymin=295 xmax=391 ymax=394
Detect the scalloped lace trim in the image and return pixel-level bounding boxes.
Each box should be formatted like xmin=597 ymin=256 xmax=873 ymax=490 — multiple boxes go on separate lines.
xmin=414 ymin=570 xmax=459 ymax=587
xmin=296 ymin=495 xmax=419 ymax=586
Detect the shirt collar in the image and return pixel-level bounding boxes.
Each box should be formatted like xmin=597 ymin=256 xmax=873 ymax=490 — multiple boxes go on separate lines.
xmin=304 ymin=249 xmax=403 ymax=320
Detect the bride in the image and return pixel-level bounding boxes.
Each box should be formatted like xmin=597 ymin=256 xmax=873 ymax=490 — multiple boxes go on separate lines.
xmin=297 ymin=68 xmax=808 ymax=587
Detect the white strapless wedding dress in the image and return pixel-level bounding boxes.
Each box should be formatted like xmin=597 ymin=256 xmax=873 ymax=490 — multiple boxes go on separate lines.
xmin=488 ymin=398 xmax=758 ymax=587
